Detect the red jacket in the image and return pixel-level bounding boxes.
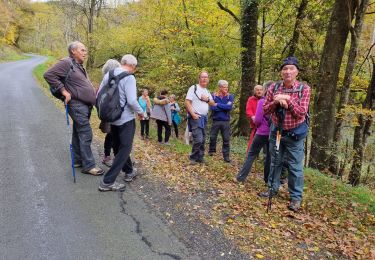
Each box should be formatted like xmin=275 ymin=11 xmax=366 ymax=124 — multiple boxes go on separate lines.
xmin=246 ymin=96 xmax=260 ymax=128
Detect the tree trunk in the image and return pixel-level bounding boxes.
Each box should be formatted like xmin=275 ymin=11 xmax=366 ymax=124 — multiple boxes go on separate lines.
xmin=309 ymin=0 xmax=356 ymax=171
xmin=349 ymin=58 xmax=375 ymax=186
xmin=257 ymin=8 xmax=265 ymax=84
xmin=329 ymin=0 xmax=370 ymax=175
xmin=288 ymin=0 xmax=308 ymax=57
xmin=238 ymin=0 xmax=258 ymax=136
xmin=86 ymin=0 xmax=96 ymax=69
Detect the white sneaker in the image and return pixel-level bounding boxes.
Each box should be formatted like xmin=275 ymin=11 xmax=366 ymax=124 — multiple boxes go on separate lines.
xmin=98 ymin=181 xmax=125 ymax=192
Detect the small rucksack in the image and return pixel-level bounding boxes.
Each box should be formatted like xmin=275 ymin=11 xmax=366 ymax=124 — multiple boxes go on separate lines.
xmin=96 ymin=70 xmax=132 ymax=122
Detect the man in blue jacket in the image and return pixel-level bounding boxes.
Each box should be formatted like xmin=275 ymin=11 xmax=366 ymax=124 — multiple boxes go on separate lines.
xmin=208 ymin=80 xmax=234 ymax=163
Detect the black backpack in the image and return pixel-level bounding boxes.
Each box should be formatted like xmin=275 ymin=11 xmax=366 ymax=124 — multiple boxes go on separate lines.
xmin=49 ymin=59 xmax=75 ymax=101
xmin=96 ymin=70 xmax=132 ymax=122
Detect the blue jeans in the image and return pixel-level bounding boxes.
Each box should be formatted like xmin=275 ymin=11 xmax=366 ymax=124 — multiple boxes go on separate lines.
xmin=268 ymin=127 xmax=305 ymax=201
xmin=237 ymin=134 xmax=270 ymax=183
xmin=68 ymin=101 xmax=95 ymax=171
xmin=103 ymin=120 xmax=135 ymax=185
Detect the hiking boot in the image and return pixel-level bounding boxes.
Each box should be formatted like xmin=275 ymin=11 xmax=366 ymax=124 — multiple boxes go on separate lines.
xmin=280 ymin=178 xmax=288 ymax=185
xmin=124 ymin=171 xmax=138 ymax=182
xmin=98 ymin=181 xmax=125 ymax=192
xmin=164 ymin=142 xmax=171 ymax=145
xmin=288 ymin=200 xmax=301 ymax=212
xmin=224 ymin=157 xmax=231 ymax=163
xmin=189 ymin=159 xmax=199 ymax=165
xmin=236 ymin=177 xmax=245 ymax=184
xmin=82 ymin=167 xmax=104 ymax=176
xmin=102 ymin=156 xmax=112 ymax=167
xmin=258 ymin=189 xmax=278 ymax=198
xmin=197 ymin=159 xmax=207 ymax=165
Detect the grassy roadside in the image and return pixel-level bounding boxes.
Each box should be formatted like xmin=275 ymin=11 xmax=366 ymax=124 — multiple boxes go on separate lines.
xmin=0 ymin=45 xmax=29 ymax=62
xmin=33 ymin=58 xmax=375 ymax=259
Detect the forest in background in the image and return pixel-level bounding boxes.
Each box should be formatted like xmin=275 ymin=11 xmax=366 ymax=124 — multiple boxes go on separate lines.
xmin=1 ymin=0 xmax=374 ymax=188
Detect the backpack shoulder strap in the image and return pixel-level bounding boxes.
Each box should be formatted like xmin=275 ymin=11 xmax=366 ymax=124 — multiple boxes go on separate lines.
xmin=273 ymin=81 xmax=282 ymax=93
xmin=194 ymin=84 xmax=204 ymax=102
xmin=63 ymin=59 xmax=75 ymax=85
xmin=116 ymin=71 xmax=133 ymax=81
xmin=297 ymin=83 xmax=305 ymax=100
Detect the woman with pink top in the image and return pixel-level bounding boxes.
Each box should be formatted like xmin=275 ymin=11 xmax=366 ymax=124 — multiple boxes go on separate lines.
xmin=237 ymin=81 xmax=273 ymax=184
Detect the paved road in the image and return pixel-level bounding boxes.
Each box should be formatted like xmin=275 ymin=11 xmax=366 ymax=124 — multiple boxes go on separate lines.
xmin=0 ymin=56 xmax=196 ymax=260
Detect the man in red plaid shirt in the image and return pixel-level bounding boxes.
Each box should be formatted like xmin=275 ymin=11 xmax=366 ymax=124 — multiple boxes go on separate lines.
xmin=259 ymin=57 xmax=311 ymax=212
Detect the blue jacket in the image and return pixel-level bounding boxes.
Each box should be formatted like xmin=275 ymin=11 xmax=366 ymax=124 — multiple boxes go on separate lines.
xmin=210 ymin=94 xmax=234 ymax=121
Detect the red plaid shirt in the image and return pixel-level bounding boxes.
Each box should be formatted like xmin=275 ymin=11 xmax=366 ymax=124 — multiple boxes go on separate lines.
xmin=263 ymin=80 xmax=311 ymax=130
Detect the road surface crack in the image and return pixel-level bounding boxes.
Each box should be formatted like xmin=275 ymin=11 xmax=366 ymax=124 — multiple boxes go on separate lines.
xmin=117 ymin=192 xmax=182 ymax=260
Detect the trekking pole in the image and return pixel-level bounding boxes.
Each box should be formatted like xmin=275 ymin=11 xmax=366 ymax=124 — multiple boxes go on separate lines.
xmin=65 ymin=104 xmax=76 ymax=183
xmin=267 ymin=108 xmax=285 ymax=213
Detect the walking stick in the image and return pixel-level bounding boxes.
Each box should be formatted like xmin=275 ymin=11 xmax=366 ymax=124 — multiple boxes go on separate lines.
xmin=65 ymin=104 xmax=76 ymax=183
xmin=267 ymin=108 xmax=285 ymax=213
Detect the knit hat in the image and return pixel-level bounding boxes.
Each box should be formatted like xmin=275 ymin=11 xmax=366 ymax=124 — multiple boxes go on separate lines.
xmin=280 ymin=56 xmax=300 ymax=70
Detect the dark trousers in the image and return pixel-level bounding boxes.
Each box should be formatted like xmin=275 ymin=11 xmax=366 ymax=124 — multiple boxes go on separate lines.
xmin=156 ymin=120 xmax=171 ymax=143
xmin=237 ymin=134 xmax=270 ymax=183
xmin=172 ymin=121 xmax=179 ymax=138
xmin=104 ymin=133 xmax=113 ymax=157
xmin=189 ymin=118 xmax=206 ymax=162
xmin=208 ymin=120 xmax=231 ymax=159
xmin=103 ymin=119 xmax=135 ymax=185
xmin=68 ymin=101 xmax=95 ymax=171
xmin=140 ymin=119 xmax=149 ymax=137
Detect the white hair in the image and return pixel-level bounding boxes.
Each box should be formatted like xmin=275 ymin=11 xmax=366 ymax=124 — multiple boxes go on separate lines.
xmin=121 ymin=54 xmax=138 ymax=66
xmin=102 ymin=59 xmax=121 ymax=75
xmin=254 ymin=84 xmax=263 ymax=91
xmin=218 ymin=80 xmax=228 ymax=87
xmin=68 ymin=41 xmax=81 ymax=56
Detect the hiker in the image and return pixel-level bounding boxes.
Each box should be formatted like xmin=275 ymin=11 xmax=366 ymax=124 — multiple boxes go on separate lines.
xmin=99 ymin=59 xmax=121 ymax=167
xmin=208 ymin=80 xmax=234 ymax=163
xmin=169 ymin=94 xmax=181 ymax=138
xmin=259 ymin=57 xmax=311 ymax=212
xmin=185 ymin=71 xmax=216 ymax=164
xmin=236 ymin=81 xmax=273 ymax=183
xmin=138 ymin=89 xmax=151 ymax=140
xmin=98 ymin=54 xmax=144 ymax=191
xmin=44 ymin=41 xmax=104 ymax=176
xmin=246 ymin=85 xmax=263 ymax=152
xmin=150 ymin=90 xmax=172 ymax=144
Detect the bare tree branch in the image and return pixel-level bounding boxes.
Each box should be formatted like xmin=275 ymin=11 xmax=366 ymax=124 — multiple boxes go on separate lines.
xmin=356 ymin=42 xmax=375 ymax=75
xmin=217 ymin=1 xmax=240 ymax=25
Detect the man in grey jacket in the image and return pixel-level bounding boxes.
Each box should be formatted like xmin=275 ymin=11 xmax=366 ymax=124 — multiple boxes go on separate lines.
xmin=98 ymin=54 xmax=144 ymax=192
xmin=44 ymin=41 xmax=104 ymax=176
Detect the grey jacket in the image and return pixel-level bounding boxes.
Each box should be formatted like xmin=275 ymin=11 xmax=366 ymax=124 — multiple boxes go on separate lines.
xmin=150 ymin=97 xmax=172 ymax=125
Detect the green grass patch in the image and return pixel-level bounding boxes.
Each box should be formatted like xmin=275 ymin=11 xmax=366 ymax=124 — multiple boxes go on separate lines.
xmin=0 ymin=45 xmax=29 ymax=62
xmin=305 ymin=168 xmax=375 ymax=215
xmin=33 ymin=56 xmax=55 ymax=85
